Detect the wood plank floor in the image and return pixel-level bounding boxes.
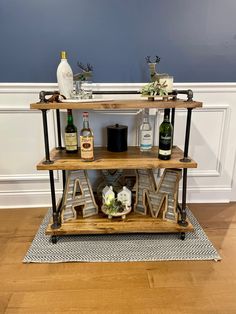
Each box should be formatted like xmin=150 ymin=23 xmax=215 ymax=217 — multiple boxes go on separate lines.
xmin=0 ymin=203 xmax=236 ymax=313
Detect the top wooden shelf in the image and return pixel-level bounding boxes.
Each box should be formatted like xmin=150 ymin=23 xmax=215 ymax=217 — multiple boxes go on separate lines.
xmin=30 ymin=99 xmax=202 ymax=110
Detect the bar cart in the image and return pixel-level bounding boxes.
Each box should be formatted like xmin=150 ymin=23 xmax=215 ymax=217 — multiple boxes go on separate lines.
xmin=30 ymin=89 xmax=202 ymax=243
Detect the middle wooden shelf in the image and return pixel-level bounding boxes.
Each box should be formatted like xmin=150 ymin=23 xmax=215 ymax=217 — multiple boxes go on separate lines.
xmin=37 ymin=146 xmax=197 ymax=170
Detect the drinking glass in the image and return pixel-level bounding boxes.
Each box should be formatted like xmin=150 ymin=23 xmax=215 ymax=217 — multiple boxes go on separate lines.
xmin=71 ymin=81 xmax=93 ymax=99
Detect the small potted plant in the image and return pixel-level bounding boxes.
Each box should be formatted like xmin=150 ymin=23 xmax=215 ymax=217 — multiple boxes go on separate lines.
xmin=101 ymin=198 xmax=131 ymax=220
xmin=141 ymin=80 xmax=168 ymax=101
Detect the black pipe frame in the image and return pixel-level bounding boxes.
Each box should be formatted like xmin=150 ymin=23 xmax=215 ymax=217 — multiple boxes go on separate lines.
xmin=178 ymin=108 xmax=193 ymax=227
xmin=39 ymin=89 xmax=194 ymax=232
xmin=41 ymin=109 xmax=61 ymax=228
xmin=55 ymin=108 xmax=66 ymax=189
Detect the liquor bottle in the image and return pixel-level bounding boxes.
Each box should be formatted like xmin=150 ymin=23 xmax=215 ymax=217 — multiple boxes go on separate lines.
xmin=65 ymin=109 xmax=78 ymax=153
xmin=80 ymin=112 xmax=94 ymax=161
xmin=158 ymin=108 xmax=173 ymax=160
xmin=140 ymin=109 xmax=153 ymax=151
xmin=56 ymin=51 xmax=73 ymax=99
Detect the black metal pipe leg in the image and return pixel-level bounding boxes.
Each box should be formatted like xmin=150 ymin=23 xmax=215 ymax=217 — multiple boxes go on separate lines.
xmin=51 ymin=235 xmax=58 ymax=244
xmin=56 ymin=109 xmax=64 ymax=150
xmin=49 ymin=170 xmax=61 ymax=229
xmin=180 ymin=108 xmax=192 ymax=162
xmin=62 ymin=170 xmax=66 ymax=191
xmin=179 ymin=168 xmax=188 ymax=227
xmin=171 ymin=108 xmax=175 ymax=130
xmin=41 ymin=109 xmax=53 ymax=164
xmin=179 ymin=107 xmax=194 ymax=227
xmin=171 ymin=108 xmax=175 ymax=146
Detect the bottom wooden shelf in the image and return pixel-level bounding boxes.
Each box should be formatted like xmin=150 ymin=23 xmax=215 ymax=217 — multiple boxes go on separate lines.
xmin=46 ymin=212 xmax=194 ymax=236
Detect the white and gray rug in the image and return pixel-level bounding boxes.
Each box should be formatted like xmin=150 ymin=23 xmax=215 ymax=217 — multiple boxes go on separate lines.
xmin=23 ymin=209 xmax=221 ymax=263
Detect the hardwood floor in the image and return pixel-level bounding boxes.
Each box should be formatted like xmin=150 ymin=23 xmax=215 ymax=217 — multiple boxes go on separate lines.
xmin=0 ymin=203 xmax=236 ymax=313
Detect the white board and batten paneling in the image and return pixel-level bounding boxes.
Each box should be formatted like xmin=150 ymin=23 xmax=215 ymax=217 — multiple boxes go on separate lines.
xmin=0 ymin=82 xmax=235 ymax=208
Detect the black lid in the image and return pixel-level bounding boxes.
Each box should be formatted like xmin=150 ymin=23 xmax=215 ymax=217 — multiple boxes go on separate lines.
xmin=107 ymin=124 xmax=127 ymax=130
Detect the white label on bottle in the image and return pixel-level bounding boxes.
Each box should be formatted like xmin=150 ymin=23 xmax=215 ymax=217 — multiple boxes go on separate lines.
xmin=65 ymin=133 xmax=77 ymax=150
xmin=140 ymin=130 xmax=153 ymax=148
xmin=159 ymin=149 xmax=171 ymax=155
xmin=80 ymin=136 xmax=94 ymax=160
xmin=160 ymin=135 xmax=171 ymax=140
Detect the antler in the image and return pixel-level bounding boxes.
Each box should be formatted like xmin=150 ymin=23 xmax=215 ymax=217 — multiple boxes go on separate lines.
xmin=86 ymin=63 xmax=93 ymax=71
xmin=155 ymin=56 xmax=161 ymax=63
xmin=77 ymin=61 xmax=94 ymax=72
xmin=77 ymin=61 xmax=87 ymax=71
xmin=145 ymin=56 xmax=151 ymax=63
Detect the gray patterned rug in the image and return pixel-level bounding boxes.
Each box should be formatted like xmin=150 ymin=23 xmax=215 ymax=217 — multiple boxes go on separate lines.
xmin=23 ymin=208 xmax=221 ymax=263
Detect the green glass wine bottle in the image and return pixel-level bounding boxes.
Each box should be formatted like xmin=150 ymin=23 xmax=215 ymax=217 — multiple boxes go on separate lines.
xmin=158 ymin=108 xmax=173 ymax=160
xmin=65 ymin=109 xmax=78 ymax=153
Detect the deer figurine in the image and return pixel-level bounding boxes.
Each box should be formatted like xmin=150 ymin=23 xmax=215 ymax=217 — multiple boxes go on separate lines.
xmin=145 ymin=55 xmax=161 ymax=82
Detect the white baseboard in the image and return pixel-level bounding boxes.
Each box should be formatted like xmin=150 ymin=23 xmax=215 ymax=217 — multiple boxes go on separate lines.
xmin=0 ymin=190 xmax=63 ymax=209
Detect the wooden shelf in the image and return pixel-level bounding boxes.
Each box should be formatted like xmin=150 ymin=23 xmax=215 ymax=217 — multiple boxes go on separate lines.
xmin=46 ymin=212 xmax=194 ymax=236
xmin=37 ymin=146 xmax=197 ymax=170
xmin=30 ymin=98 xmax=202 ymax=110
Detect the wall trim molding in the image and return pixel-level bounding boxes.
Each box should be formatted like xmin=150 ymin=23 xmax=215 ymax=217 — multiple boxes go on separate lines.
xmin=0 ymin=106 xmax=59 ymax=183
xmin=0 ymin=174 xmax=49 ymax=182
xmin=180 ymin=104 xmax=230 ymax=178
xmin=1 ymin=82 xmax=236 ymax=93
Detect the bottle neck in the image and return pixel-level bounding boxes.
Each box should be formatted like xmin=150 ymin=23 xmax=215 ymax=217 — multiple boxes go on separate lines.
xmin=60 ymin=51 xmax=67 ymax=59
xmin=83 ymin=114 xmax=90 ymax=129
xmin=67 ymin=110 xmax=74 ymax=125
xmin=163 ymin=109 xmax=170 ymax=122
xmin=143 ymin=116 xmax=149 ymax=123
xmin=143 ymin=109 xmax=149 ymax=123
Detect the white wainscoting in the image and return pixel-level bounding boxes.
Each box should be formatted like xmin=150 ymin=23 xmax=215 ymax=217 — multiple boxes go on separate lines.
xmin=0 ymin=82 xmax=236 ymax=208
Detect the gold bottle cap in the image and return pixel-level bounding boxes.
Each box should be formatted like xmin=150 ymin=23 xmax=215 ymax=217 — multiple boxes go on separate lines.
xmin=60 ymin=51 xmax=67 ymax=59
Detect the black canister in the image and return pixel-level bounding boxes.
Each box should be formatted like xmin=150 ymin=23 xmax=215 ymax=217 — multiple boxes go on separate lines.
xmin=107 ymin=124 xmax=128 ymax=152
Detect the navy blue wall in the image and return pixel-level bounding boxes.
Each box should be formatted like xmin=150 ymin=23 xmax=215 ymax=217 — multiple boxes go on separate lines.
xmin=1 ymin=0 xmax=236 ymax=83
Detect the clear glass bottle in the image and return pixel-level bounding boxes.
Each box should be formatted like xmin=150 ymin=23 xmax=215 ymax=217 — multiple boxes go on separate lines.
xmin=139 ymin=109 xmax=153 ymax=151
xmin=158 ymin=108 xmax=173 ymax=160
xmin=56 ymin=51 xmax=73 ymax=99
xmin=80 ymin=112 xmax=94 ymax=161
xmin=65 ymin=109 xmax=78 ymax=153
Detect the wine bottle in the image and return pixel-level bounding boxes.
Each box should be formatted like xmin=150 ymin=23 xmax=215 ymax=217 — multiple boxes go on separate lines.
xmin=65 ymin=109 xmax=78 ymax=153
xmin=158 ymin=108 xmax=173 ymax=160
xmin=140 ymin=109 xmax=153 ymax=151
xmin=56 ymin=51 xmax=73 ymax=99
xmin=80 ymin=112 xmax=94 ymax=161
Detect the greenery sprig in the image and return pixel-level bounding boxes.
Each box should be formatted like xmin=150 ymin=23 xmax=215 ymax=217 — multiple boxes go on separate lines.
xmin=141 ymin=81 xmax=168 ymax=97
xmin=103 ymin=198 xmax=125 ymax=215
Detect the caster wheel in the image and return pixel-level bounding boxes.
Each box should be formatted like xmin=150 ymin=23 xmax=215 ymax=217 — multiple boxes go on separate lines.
xmin=51 ymin=235 xmax=58 ymax=244
xmin=180 ymin=232 xmax=185 ymax=240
